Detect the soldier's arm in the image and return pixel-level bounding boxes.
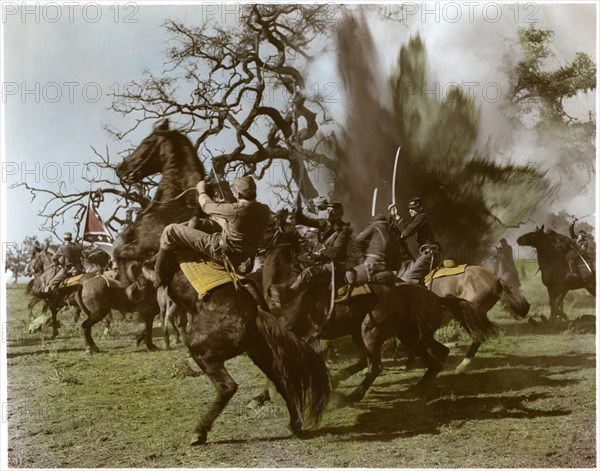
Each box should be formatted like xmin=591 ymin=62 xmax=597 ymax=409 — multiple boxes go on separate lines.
xmin=400 ymin=213 xmax=426 ymax=239
xmin=569 ymin=220 xmax=577 ymax=239
xmin=294 ymin=210 xmax=322 ymax=229
xmin=198 ymin=193 xmax=236 ymax=221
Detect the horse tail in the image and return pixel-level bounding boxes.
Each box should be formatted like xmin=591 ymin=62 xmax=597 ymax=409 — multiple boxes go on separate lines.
xmin=498 ymin=279 xmax=530 ymax=319
xmin=247 ymin=309 xmax=330 ymax=427
xmin=440 ymin=296 xmax=499 ymax=343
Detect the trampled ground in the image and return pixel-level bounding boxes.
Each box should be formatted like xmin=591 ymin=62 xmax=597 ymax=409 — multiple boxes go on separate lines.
xmin=4 ymin=262 xmax=596 ymax=468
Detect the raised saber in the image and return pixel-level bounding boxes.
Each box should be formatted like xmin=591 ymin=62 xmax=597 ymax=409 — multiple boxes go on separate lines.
xmin=371 ymin=188 xmax=378 ymax=217
xmin=212 ymin=167 xmax=227 ymax=201
xmin=391 ymin=146 xmax=401 ymax=207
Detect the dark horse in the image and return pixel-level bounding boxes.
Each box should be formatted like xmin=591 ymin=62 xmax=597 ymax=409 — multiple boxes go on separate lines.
xmin=262 ymin=223 xmax=497 ymax=402
xmin=518 ymin=226 xmax=595 ymax=321
xmin=119 ymin=121 xmax=330 ymax=444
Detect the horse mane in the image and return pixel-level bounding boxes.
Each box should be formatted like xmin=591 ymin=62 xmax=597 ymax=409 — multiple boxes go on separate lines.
xmin=115 ymin=127 xmax=208 ymax=262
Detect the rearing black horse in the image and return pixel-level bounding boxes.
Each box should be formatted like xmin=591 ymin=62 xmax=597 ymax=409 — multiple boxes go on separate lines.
xmin=518 ymin=225 xmax=595 ymax=321
xmin=118 ymin=120 xmax=330 ymax=445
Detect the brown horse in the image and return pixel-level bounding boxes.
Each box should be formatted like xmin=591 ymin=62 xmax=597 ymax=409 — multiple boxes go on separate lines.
xmin=262 ymin=224 xmax=496 ymax=402
xmin=517 ymin=226 xmax=595 ymax=321
xmin=27 ymin=249 xmax=159 ymax=353
xmin=120 ymin=121 xmax=330 ymax=444
xmin=393 ymin=235 xmax=529 ymax=371
xmin=426 ymin=264 xmax=529 ymax=371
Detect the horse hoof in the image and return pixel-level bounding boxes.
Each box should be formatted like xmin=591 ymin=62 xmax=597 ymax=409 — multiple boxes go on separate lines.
xmin=247 ymin=395 xmax=270 ymax=410
xmin=147 ymin=344 xmax=160 ymax=352
xmin=190 ymin=431 xmax=207 ymax=446
xmin=287 ymin=422 xmax=306 ymax=438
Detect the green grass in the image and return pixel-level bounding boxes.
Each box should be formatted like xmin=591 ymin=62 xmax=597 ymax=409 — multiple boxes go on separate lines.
xmin=4 ymin=269 xmax=596 ymax=468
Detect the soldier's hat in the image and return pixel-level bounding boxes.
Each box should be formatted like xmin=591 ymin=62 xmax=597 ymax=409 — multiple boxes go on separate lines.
xmin=63 ymin=232 xmax=73 ymax=241
xmin=407 ymin=197 xmax=423 ymax=209
xmin=234 ymin=176 xmax=257 ymax=199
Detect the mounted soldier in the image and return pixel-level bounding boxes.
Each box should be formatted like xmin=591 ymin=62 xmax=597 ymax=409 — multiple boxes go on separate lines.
xmin=346 ymin=214 xmax=392 ymax=286
xmin=565 ymin=218 xmax=593 ymax=280
xmin=389 ymin=197 xmax=441 ymax=284
xmin=270 ymin=196 xmax=352 ymax=305
xmin=47 ymin=232 xmax=85 ymax=292
xmin=151 ymin=175 xmax=272 ymax=287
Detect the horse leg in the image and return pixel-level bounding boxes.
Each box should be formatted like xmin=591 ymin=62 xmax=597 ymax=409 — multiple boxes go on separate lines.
xmin=81 ymin=314 xmax=103 ymax=354
xmin=456 ymin=341 xmax=481 ymax=373
xmin=102 ymin=312 xmax=113 ymax=338
xmin=138 ymin=311 xmax=159 ymax=351
xmin=51 ymin=306 xmax=60 ymax=339
xmin=331 ymin=331 xmax=368 ymax=389
xmin=547 ymin=287 xmax=559 ymax=322
xmin=248 ymin=379 xmax=273 ymax=409
xmin=188 ymin=352 xmax=238 ymax=446
xmin=555 ymin=291 xmax=569 ymax=321
xmin=398 ymin=323 xmax=448 ymax=393
xmin=346 ymin=314 xmax=385 ymax=403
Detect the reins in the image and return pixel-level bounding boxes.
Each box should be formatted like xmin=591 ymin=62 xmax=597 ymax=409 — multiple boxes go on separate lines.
xmin=149 ymin=187 xmax=197 ymax=205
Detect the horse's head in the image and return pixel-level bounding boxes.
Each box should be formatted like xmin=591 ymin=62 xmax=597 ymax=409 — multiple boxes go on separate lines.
xmin=117 ymin=120 xmax=171 ymax=183
xmin=517 ymin=225 xmax=547 ymax=248
xmin=28 ymin=248 xmax=52 ymax=275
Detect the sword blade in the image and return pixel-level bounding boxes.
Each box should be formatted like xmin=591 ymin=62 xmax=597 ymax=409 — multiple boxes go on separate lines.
xmin=371 ymin=188 xmax=378 ymax=217
xmin=392 ymin=146 xmax=401 ymax=206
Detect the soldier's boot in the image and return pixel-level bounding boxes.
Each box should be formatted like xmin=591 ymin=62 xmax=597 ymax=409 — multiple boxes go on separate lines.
xmin=147 ymin=249 xmax=177 ymax=288
xmin=566 ymin=259 xmax=579 ymax=281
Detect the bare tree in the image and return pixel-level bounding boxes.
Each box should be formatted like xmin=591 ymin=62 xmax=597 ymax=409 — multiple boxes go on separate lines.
xmin=12 ymin=5 xmax=341 ymax=237
xmin=109 ymin=4 xmax=339 ymax=199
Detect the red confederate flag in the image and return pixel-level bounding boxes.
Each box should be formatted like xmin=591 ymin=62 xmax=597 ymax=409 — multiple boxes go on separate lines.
xmin=83 ymin=200 xmax=114 ymax=254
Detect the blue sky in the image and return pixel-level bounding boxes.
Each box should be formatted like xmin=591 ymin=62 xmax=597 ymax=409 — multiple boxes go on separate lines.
xmin=2 ymin=2 xmax=597 ymax=250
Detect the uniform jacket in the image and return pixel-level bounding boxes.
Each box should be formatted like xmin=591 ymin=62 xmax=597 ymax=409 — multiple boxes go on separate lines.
xmin=395 ymin=212 xmax=436 ymax=247
xmin=198 ymin=193 xmax=272 ymax=258
xmin=52 ymin=242 xmax=85 ymax=273
xmin=295 ymin=211 xmax=352 ymax=263
xmin=355 ymin=218 xmax=389 ymax=262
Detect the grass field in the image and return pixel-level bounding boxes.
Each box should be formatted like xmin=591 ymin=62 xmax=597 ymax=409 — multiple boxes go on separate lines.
xmin=4 ymin=260 xmax=596 ymax=468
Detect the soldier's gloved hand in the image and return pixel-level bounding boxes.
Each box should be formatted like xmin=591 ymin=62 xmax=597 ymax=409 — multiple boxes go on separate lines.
xmin=196 ymin=180 xmax=208 ymax=195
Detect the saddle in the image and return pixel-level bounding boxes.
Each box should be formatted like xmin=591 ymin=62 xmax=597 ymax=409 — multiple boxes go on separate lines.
xmin=424 ymin=260 xmax=468 ymax=283
xmin=60 ymin=273 xmax=85 ymax=288
xmin=177 ymin=257 xmax=247 ymax=299
xmin=334 ymin=283 xmax=372 ymax=303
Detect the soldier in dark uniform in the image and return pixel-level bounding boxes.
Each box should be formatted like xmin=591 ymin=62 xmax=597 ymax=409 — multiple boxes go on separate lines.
xmin=48 ymin=232 xmax=85 ymax=291
xmin=152 ymin=176 xmax=272 ymax=287
xmin=390 ymin=197 xmax=440 ymax=284
xmin=565 ymin=218 xmax=592 ymax=280
xmin=346 ymin=214 xmax=390 ymax=285
xmin=271 ymin=197 xmax=352 ymax=305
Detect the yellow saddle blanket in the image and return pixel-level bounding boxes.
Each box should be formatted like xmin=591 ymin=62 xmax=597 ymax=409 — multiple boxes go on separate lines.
xmin=61 ymin=274 xmax=84 ymax=287
xmin=334 ymin=284 xmax=372 ymax=303
xmin=178 ymin=259 xmax=246 ymax=297
xmin=425 ymin=261 xmax=468 ymax=283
